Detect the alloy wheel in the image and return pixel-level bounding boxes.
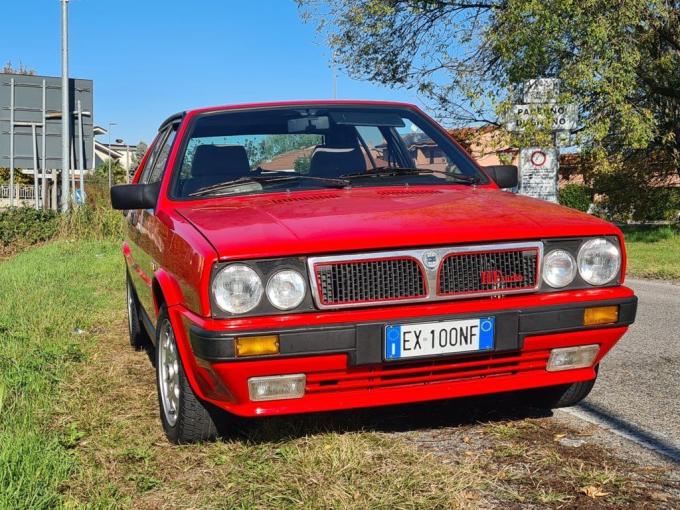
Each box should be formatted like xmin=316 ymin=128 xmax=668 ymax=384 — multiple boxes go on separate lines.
xmin=158 ymin=319 xmax=180 ymax=426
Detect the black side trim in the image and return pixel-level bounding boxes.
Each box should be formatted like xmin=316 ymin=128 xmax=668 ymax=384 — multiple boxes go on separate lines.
xmin=140 ymin=306 xmax=157 ymax=345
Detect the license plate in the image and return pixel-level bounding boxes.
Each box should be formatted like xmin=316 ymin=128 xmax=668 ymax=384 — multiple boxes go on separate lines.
xmin=385 ymin=317 xmax=495 ymax=360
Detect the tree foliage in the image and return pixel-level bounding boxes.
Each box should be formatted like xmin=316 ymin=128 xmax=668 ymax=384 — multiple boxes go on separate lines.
xmin=132 ymin=141 xmax=148 ymax=172
xmin=558 ymin=183 xmax=591 ymax=212
xmin=2 ymin=61 xmax=36 ymax=75
xmin=94 ymin=160 xmax=127 ymax=185
xmin=244 ymin=134 xmax=321 ymax=168
xmin=298 ymin=0 xmax=680 ymax=175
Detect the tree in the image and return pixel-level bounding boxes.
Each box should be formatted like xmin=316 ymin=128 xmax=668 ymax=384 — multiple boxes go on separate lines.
xmin=94 ymin=160 xmax=127 ymax=185
xmin=245 ymin=134 xmax=321 ymax=168
xmin=132 ymin=141 xmax=148 ymax=172
xmin=297 ymin=0 xmax=680 ymax=177
xmin=2 ymin=61 xmax=36 ymax=75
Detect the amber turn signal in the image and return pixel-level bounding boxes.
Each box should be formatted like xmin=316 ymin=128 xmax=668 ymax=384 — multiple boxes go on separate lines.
xmin=583 ymin=306 xmax=619 ymax=326
xmin=235 ymin=335 xmax=280 ymax=357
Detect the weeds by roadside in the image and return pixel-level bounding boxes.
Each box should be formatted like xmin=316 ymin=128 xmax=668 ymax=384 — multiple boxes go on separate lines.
xmin=57 ymin=181 xmax=124 ymax=241
xmin=0 ymin=180 xmax=123 ymax=258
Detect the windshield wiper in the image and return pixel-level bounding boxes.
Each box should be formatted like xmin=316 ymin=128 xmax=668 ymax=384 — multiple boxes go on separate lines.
xmin=189 ymin=174 xmax=349 ymax=197
xmin=340 ymin=166 xmax=479 ymax=184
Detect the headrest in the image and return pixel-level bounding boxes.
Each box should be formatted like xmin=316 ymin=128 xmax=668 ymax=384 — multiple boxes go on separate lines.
xmin=309 ymin=147 xmax=366 ymax=177
xmin=191 ymin=145 xmax=250 ymax=178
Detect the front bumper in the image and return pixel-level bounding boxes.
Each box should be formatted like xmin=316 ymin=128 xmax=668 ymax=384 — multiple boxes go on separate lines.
xmin=169 ymin=286 xmax=637 ymax=417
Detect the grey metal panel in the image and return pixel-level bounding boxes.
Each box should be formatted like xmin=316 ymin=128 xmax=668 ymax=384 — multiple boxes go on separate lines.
xmin=0 ymin=73 xmax=93 ymax=170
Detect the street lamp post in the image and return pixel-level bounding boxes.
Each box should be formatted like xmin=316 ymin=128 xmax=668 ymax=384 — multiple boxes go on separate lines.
xmin=107 ymin=122 xmax=117 ymax=187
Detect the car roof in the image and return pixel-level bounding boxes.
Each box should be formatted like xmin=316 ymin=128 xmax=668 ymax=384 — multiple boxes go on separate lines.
xmin=158 ymin=100 xmax=421 ymax=131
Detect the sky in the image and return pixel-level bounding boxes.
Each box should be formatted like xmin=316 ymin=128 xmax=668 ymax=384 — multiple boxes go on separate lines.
xmin=0 ymin=0 xmax=422 ymax=145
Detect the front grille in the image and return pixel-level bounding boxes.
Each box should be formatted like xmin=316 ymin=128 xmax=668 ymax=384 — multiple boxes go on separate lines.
xmin=308 ymin=242 xmax=542 ymax=308
xmin=315 ymin=257 xmax=426 ymax=305
xmin=439 ymin=248 xmax=539 ymax=295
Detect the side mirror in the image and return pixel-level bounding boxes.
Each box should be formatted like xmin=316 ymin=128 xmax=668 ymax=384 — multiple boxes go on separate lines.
xmin=483 ymin=165 xmax=518 ymax=189
xmin=110 ymin=182 xmax=160 ymax=210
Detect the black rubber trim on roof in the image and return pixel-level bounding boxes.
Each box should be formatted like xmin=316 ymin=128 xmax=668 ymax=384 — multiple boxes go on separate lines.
xmin=158 ymin=111 xmax=185 ymax=132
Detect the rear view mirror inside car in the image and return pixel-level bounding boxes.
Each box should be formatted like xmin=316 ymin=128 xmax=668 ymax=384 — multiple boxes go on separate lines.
xmin=288 ymin=116 xmax=330 ymax=133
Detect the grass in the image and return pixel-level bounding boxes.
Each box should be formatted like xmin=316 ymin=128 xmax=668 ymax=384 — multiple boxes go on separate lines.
xmin=2 ymin=240 xmax=679 ymax=509
xmin=1 ymin=241 xmax=479 ymax=509
xmin=0 ymin=240 xmax=122 ymax=509
xmin=621 ymin=225 xmax=680 ymax=280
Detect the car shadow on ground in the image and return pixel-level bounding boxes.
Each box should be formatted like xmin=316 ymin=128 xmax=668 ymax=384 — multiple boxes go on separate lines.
xmin=138 ymin=342 xmax=553 ymax=444
xmin=217 ymin=393 xmax=553 ymax=444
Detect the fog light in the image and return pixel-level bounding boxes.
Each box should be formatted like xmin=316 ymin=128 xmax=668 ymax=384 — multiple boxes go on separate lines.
xmin=248 ymin=374 xmax=305 ymax=401
xmin=583 ymin=306 xmax=619 ymax=326
xmin=547 ymin=344 xmax=599 ymax=372
xmin=235 ymin=335 xmax=279 ymax=357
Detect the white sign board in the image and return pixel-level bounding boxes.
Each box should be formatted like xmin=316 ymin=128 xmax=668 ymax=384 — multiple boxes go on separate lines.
xmin=523 ymin=78 xmax=560 ymax=104
xmin=506 ymin=104 xmax=577 ymax=132
xmin=519 ymin=147 xmax=558 ymax=203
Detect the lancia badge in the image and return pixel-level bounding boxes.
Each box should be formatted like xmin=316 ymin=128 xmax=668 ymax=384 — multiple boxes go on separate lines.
xmin=422 ymin=250 xmax=439 ymax=270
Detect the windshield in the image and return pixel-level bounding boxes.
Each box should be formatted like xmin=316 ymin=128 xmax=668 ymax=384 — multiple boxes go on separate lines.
xmin=171 ymin=106 xmax=485 ymax=198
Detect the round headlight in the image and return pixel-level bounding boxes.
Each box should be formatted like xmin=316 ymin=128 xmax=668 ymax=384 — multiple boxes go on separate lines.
xmin=578 ymin=238 xmax=621 ymax=285
xmin=212 ymin=264 xmax=263 ymax=314
xmin=266 ymin=270 xmax=306 ymax=310
xmin=543 ymin=249 xmax=577 ymax=288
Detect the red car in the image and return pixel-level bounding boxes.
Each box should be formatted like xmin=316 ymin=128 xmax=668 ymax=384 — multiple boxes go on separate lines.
xmin=111 ymin=101 xmax=637 ymax=443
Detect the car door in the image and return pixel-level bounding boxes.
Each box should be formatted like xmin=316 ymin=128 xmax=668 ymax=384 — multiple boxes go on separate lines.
xmin=127 ymin=123 xmax=178 ymax=321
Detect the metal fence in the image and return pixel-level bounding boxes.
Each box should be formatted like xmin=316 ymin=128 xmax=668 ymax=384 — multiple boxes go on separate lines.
xmin=0 ymin=184 xmax=42 ymax=201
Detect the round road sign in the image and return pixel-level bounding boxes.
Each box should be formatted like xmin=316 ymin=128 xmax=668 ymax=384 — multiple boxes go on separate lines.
xmin=530 ymin=150 xmax=547 ymax=167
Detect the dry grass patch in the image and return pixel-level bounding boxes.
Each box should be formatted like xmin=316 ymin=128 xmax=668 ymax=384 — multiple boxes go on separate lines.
xmin=58 ymin=316 xmax=482 ymax=509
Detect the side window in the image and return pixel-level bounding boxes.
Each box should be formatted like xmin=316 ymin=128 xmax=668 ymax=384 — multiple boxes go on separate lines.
xmin=138 ymin=130 xmax=166 ymax=183
xmin=141 ymin=125 xmax=178 ymax=184
xmin=356 ymin=126 xmax=388 ymax=168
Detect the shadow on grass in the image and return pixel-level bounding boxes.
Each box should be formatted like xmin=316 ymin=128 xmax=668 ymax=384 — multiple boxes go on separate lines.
xmin=218 ymin=393 xmax=551 ymax=444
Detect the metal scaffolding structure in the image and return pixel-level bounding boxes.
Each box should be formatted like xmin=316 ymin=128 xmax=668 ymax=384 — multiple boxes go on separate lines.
xmin=0 ymin=73 xmax=93 ymax=210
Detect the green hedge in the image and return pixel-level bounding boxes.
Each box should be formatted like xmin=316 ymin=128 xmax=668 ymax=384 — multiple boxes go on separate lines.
xmin=0 ymin=208 xmax=60 ymax=249
xmin=557 ymin=180 xmax=679 ymax=223
xmin=558 ymin=184 xmax=591 ymax=212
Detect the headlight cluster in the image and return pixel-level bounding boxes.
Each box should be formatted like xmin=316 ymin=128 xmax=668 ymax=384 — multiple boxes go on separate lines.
xmin=542 ymin=238 xmax=620 ymax=288
xmin=212 ymin=264 xmax=307 ymax=314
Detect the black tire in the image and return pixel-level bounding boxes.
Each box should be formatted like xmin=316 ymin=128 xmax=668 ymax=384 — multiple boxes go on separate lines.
xmin=126 ymin=273 xmax=151 ymax=350
xmin=525 ymin=369 xmax=598 ymax=409
xmin=155 ymin=306 xmax=218 ymax=444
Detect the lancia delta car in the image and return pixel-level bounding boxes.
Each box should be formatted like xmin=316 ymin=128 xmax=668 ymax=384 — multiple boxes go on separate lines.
xmin=111 ymin=101 xmax=637 ymax=443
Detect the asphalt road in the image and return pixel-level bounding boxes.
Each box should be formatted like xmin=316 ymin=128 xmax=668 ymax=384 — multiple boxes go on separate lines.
xmin=569 ymin=278 xmax=680 ymax=460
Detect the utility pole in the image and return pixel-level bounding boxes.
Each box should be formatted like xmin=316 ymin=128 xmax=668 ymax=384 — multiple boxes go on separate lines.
xmin=60 ymin=0 xmax=70 ymax=212
xmin=108 ymin=122 xmax=117 ymax=187
xmin=77 ymin=100 xmax=85 ymax=203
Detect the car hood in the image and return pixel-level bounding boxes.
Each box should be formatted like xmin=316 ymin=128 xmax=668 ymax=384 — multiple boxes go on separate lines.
xmin=176 ymin=186 xmax=619 ymax=260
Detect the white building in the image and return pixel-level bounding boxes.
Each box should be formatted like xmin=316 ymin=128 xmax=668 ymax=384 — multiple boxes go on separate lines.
xmin=93 ymin=125 xmax=139 ymax=173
